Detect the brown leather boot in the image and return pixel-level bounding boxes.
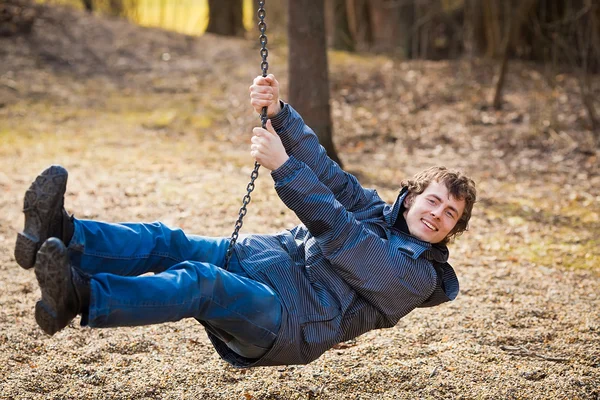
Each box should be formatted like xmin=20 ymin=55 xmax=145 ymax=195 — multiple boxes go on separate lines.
xmin=15 ymin=165 xmax=74 ymax=269
xmin=34 ymin=238 xmax=89 ymax=336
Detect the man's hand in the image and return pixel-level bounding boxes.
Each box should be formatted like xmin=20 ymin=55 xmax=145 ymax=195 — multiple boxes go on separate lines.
xmin=251 ymin=119 xmax=289 ymax=171
xmin=249 ymin=74 xmax=281 ymax=118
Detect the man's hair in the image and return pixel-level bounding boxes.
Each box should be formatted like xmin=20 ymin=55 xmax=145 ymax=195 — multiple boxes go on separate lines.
xmin=401 ymin=166 xmax=477 ymax=244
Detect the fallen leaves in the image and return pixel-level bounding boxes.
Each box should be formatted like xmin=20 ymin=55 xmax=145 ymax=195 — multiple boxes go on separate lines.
xmin=0 ymin=3 xmax=598 ymax=400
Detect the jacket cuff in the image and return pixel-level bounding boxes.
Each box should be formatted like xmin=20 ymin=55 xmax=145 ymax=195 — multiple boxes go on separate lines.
xmin=270 ymin=101 xmax=289 ymax=132
xmin=271 ymin=155 xmax=303 ymax=182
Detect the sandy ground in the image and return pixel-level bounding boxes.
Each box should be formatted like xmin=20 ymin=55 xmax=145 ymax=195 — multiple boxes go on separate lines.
xmin=0 ymin=3 xmax=599 ymax=399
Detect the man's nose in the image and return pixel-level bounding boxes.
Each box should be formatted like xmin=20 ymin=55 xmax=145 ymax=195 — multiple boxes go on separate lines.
xmin=430 ymin=207 xmax=442 ymax=219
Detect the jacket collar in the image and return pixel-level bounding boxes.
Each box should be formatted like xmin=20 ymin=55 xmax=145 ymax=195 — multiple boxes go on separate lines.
xmin=383 ymin=186 xmax=408 ymax=227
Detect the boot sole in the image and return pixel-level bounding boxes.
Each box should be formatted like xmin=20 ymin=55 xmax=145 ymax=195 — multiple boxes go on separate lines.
xmin=34 ymin=238 xmax=72 ymax=336
xmin=15 ymin=165 xmax=68 ymax=269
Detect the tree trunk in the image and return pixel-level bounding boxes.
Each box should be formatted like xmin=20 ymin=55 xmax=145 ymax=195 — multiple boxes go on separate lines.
xmin=467 ymin=0 xmax=490 ymax=56
xmin=577 ymin=0 xmax=599 ymax=135
xmin=107 ymin=0 xmax=124 ymax=17
xmin=348 ymin=0 xmax=373 ymax=51
xmin=481 ymin=0 xmax=502 ymax=58
xmin=492 ymin=0 xmax=537 ymax=109
xmin=288 ymin=0 xmax=342 ymax=167
xmin=579 ymin=77 xmax=599 ymax=134
xmin=328 ymin=0 xmax=355 ymax=51
xmin=398 ymin=0 xmax=416 ymax=58
xmin=492 ymin=8 xmax=512 ymax=109
xmin=367 ymin=0 xmax=412 ymax=54
xmin=347 ymin=0 xmax=414 ymax=55
xmin=206 ymin=0 xmax=245 ymax=37
xmin=82 ymin=0 xmax=93 ymax=13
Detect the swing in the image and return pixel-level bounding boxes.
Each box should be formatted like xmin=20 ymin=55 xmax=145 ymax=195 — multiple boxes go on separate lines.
xmin=224 ymin=0 xmax=269 ymax=268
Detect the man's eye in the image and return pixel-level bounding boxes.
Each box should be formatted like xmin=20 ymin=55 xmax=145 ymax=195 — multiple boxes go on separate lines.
xmin=427 ymin=199 xmax=435 ymax=204
xmin=446 ymin=212 xmax=455 ymax=219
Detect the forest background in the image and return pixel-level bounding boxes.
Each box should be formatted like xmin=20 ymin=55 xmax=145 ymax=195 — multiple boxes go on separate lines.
xmin=0 ymin=0 xmax=599 ymax=399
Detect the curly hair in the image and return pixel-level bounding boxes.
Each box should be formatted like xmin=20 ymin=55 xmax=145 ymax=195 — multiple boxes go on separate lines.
xmin=401 ymin=166 xmax=477 ymax=244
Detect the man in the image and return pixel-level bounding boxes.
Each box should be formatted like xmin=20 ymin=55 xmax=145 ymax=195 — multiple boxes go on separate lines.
xmin=15 ymin=74 xmax=476 ymax=367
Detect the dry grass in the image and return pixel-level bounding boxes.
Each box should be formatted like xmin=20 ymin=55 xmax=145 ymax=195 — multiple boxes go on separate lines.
xmin=0 ymin=4 xmax=599 ymax=399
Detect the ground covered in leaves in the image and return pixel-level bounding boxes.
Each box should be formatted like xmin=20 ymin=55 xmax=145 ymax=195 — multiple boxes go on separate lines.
xmin=0 ymin=4 xmax=599 ymax=399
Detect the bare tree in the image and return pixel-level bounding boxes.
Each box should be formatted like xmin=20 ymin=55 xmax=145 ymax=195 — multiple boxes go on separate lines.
xmin=492 ymin=0 xmax=538 ymax=109
xmin=347 ymin=0 xmax=415 ymax=55
xmin=327 ymin=0 xmax=355 ymax=51
xmin=531 ymin=0 xmax=599 ymax=138
xmin=572 ymin=0 xmax=599 ymax=135
xmin=288 ymin=0 xmax=342 ymax=166
xmin=107 ymin=0 xmax=124 ymax=17
xmin=81 ymin=0 xmax=94 ymax=13
xmin=347 ymin=0 xmax=373 ymax=51
xmin=206 ymin=0 xmax=245 ymax=37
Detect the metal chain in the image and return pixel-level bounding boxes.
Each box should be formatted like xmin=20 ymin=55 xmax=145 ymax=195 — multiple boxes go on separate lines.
xmin=224 ymin=0 xmax=268 ymax=268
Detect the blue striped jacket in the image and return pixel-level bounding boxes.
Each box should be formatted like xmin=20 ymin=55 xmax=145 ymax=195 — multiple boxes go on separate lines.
xmin=208 ymin=103 xmax=459 ymax=367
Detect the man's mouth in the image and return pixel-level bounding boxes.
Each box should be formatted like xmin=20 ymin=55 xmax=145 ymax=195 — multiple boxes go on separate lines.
xmin=421 ymin=219 xmax=438 ymax=231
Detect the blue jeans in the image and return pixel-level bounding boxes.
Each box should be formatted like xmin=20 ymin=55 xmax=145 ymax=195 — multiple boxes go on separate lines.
xmin=67 ymin=219 xmax=282 ymax=359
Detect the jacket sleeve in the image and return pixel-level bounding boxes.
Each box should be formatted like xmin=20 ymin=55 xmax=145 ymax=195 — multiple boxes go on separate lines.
xmin=272 ymin=156 xmax=437 ymax=320
xmin=270 ymin=102 xmax=370 ymax=212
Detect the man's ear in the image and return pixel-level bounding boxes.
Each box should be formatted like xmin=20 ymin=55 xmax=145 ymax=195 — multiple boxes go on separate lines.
xmin=403 ymin=193 xmax=414 ymax=209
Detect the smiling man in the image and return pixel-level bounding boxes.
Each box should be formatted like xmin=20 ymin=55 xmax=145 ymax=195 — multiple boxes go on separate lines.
xmin=401 ymin=174 xmax=469 ymax=245
xmin=17 ymin=74 xmax=476 ymax=368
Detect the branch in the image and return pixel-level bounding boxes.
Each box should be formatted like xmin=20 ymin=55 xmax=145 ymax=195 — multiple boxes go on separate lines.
xmin=500 ymin=345 xmax=570 ymax=362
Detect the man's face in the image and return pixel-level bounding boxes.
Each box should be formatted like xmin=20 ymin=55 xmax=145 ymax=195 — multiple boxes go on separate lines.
xmin=403 ymin=181 xmax=466 ymax=244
